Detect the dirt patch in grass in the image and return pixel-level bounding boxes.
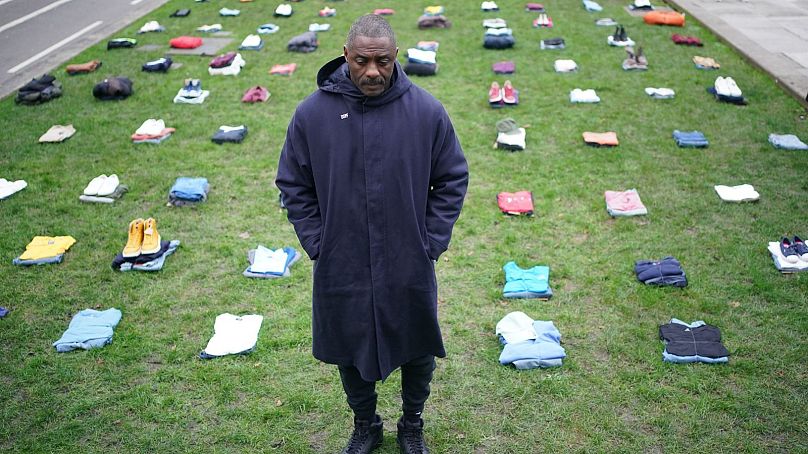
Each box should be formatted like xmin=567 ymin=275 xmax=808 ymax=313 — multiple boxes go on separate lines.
xmin=308 ymin=430 xmax=329 ymax=452
xmin=619 ymin=406 xmax=657 ymax=436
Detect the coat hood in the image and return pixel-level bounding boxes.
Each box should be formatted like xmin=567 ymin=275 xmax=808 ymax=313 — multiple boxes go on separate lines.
xmin=316 ymin=55 xmax=412 ymax=107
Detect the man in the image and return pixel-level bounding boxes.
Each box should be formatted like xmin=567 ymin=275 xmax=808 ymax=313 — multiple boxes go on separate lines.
xmin=275 ymin=14 xmax=468 ymax=454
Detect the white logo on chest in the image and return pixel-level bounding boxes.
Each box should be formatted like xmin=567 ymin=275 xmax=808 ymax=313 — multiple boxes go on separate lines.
xmin=340 ymin=113 xmax=349 ymax=120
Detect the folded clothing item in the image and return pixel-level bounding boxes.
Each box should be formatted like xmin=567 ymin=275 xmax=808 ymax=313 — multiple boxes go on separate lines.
xmin=407 ymin=48 xmax=436 ymax=64
xmin=424 ymin=5 xmax=445 ymax=15
xmin=554 ymin=59 xmax=577 ymax=72
xmin=484 ymin=34 xmax=515 ymax=49
xmin=540 ymin=37 xmax=565 ymax=49
xmin=417 ymin=41 xmax=439 ymax=51
xmin=39 ymin=124 xmax=76 ymax=143
xmin=608 ymin=35 xmax=635 ymax=47
xmin=212 ymin=125 xmax=248 ymax=144
xmin=404 ymin=61 xmax=438 ymax=76
xmin=66 ymin=60 xmax=101 ymax=75
xmin=768 ymin=133 xmax=808 ymax=150
xmin=644 ymin=10 xmax=685 ymax=26
xmin=196 ymin=24 xmax=222 ymax=33
xmin=583 ymin=0 xmax=602 ymax=11
xmin=107 ymin=38 xmax=137 ymax=49
xmin=319 ymin=7 xmax=336 ymax=17
xmin=374 ymin=8 xmax=395 ymax=15
xmin=257 ymin=23 xmax=279 ymax=34
xmin=483 ymin=18 xmax=507 ymax=28
xmin=605 ymin=189 xmax=647 ymax=216
xmin=672 ymin=130 xmax=708 ymax=147
xmin=486 ymin=27 xmax=513 ymax=36
xmin=498 ymin=316 xmax=565 ymax=369
xmin=170 ymin=8 xmax=190 ymax=17
xmin=208 ymin=53 xmax=246 ymax=76
xmin=288 ymin=31 xmax=318 ymax=53
xmin=481 ymin=1 xmax=499 ymax=11
xmin=525 ymin=3 xmax=545 ymax=12
xmin=645 ymin=87 xmax=675 ymax=99
xmin=239 ymin=34 xmax=263 ymax=50
xmin=138 ymin=20 xmax=164 ymax=33
xmin=693 ymin=55 xmax=720 ymax=69
xmin=16 ymin=236 xmax=76 ymax=262
xmin=768 ymin=241 xmax=808 ymax=272
xmin=93 ymin=77 xmax=133 ymax=100
xmin=0 ymin=178 xmax=27 ymax=200
xmin=660 ymin=319 xmax=729 ymax=363
xmin=635 ymin=256 xmax=687 ymax=287
xmin=142 ymin=57 xmax=172 ymax=72
xmin=244 ymin=247 xmax=302 ymax=278
xmin=200 ymin=314 xmax=264 ymax=359
xmin=497 ymin=190 xmax=533 ymax=215
xmin=79 ymin=184 xmax=128 ymax=204
xmin=269 ymin=63 xmax=297 ymax=75
xmin=170 ymin=177 xmax=209 ymax=201
xmin=570 ymin=88 xmax=599 ymax=103
xmin=53 ymin=308 xmax=122 ymax=352
xmin=714 ymin=184 xmax=759 ymax=202
xmin=169 ymin=36 xmax=202 ymax=49
xmin=418 ymin=14 xmax=451 ymax=29
xmin=219 ymin=7 xmax=240 ymax=16
xmin=242 ymin=86 xmax=270 ymax=102
xmin=135 ymin=118 xmax=165 ymax=135
xmin=672 ymin=33 xmax=702 ymax=46
xmin=116 ymin=240 xmax=180 ymax=271
xmin=248 ymin=246 xmax=298 ymax=275
xmin=596 ymin=17 xmax=618 ymax=26
xmin=582 ymin=131 xmax=617 ymax=146
xmin=275 ymin=4 xmax=293 ymax=16
xmin=492 ymin=60 xmax=515 ymax=74
xmin=502 ymin=263 xmax=551 ymax=298
xmin=15 ymin=74 xmax=62 ymax=105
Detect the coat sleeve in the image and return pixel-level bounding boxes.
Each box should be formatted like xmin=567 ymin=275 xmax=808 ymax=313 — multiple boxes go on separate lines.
xmin=426 ymin=110 xmax=469 ymax=260
xmin=275 ymin=113 xmax=322 ymax=260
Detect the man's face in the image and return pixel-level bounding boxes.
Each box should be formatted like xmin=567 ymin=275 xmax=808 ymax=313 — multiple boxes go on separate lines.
xmin=343 ymin=36 xmax=398 ymax=97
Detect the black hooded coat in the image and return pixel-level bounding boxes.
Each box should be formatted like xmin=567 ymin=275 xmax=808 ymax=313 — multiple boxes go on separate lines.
xmin=276 ymin=56 xmax=468 ymax=381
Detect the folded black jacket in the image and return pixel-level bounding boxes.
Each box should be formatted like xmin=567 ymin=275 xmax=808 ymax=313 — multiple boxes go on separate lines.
xmin=15 ymin=74 xmax=62 ymax=105
xmin=170 ymin=8 xmax=190 ymax=17
xmin=403 ymin=61 xmax=437 ymax=76
xmin=287 ymin=31 xmax=318 ymax=53
xmin=211 ymin=126 xmax=248 ymax=144
xmin=659 ymin=322 xmax=729 ymax=358
xmin=111 ymin=240 xmax=170 ymax=269
xmin=93 ymin=77 xmax=133 ymax=100
xmin=635 ymin=256 xmax=687 ymax=287
xmin=142 ymin=57 xmax=172 ymax=72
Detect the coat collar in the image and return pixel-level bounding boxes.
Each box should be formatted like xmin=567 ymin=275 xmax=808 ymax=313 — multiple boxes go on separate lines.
xmin=316 ymin=55 xmax=411 ymax=107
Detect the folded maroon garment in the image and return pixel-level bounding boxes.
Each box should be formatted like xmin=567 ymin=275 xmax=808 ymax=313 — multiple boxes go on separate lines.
xmin=210 ymin=52 xmax=237 ymax=68
xmin=671 ymin=34 xmax=702 ymax=46
xmin=242 ymin=86 xmax=269 ymax=103
xmin=525 ymin=2 xmax=545 ymax=11
xmin=169 ymin=36 xmax=202 ymax=49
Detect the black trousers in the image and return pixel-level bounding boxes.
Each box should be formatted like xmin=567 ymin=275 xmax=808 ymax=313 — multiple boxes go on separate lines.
xmin=338 ymin=355 xmax=436 ymax=422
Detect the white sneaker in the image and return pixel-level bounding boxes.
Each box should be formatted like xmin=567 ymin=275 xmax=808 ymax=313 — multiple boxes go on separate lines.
xmin=724 ymin=77 xmax=742 ymax=97
xmin=96 ymin=174 xmax=120 ymax=196
xmin=83 ymin=175 xmax=107 ymax=196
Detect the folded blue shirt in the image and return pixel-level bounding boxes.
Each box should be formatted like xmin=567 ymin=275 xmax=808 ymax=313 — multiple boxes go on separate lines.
xmin=768 ymin=133 xmax=808 ymax=150
xmin=673 ymin=130 xmax=708 ymax=147
xmin=499 ymin=321 xmax=566 ymax=369
xmin=170 ymin=177 xmax=209 ymax=201
xmin=53 ymin=308 xmax=122 ymax=352
xmin=503 ymin=262 xmax=549 ymax=297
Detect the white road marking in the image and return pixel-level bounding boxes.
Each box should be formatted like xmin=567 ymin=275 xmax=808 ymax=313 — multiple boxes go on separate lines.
xmin=130 ymin=0 xmax=144 ymax=4
xmin=0 ymin=0 xmax=73 ymax=35
xmin=0 ymin=0 xmax=18 ymax=7
xmin=7 ymin=20 xmax=103 ymax=73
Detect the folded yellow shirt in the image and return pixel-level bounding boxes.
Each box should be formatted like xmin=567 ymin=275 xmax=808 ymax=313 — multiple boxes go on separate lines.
xmin=18 ymin=236 xmax=76 ymax=260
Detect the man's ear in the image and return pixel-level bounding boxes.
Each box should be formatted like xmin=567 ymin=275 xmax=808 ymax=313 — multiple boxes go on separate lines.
xmin=343 ymin=45 xmax=349 ymax=61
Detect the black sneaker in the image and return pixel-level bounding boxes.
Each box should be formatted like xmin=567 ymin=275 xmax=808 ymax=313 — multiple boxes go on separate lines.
xmin=793 ymin=236 xmax=808 ymax=262
xmin=780 ymin=236 xmax=800 ymax=263
xmin=341 ymin=415 xmax=383 ymax=454
xmin=397 ymin=417 xmax=429 ymax=454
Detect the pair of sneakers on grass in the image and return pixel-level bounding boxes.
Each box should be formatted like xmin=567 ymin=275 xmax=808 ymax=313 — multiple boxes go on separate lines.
xmin=714 ymin=76 xmax=742 ymax=98
xmin=489 ymin=80 xmax=517 ymax=104
xmin=780 ymin=236 xmax=808 ymax=263
xmin=123 ymin=218 xmax=161 ymax=258
xmin=342 ymin=415 xmax=428 ymax=454
xmin=83 ymin=174 xmax=120 ymax=197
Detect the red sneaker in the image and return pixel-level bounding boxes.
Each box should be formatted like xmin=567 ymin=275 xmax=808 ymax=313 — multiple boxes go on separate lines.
xmin=502 ymin=80 xmax=517 ymax=104
xmin=489 ymin=81 xmax=503 ymax=103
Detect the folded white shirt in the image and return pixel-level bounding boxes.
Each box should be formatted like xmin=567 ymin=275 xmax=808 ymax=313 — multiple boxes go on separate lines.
xmin=496 ymin=311 xmax=537 ymax=345
xmin=570 ymin=88 xmax=600 ymax=103
xmin=645 ymin=87 xmax=675 ymax=99
xmin=481 ymin=1 xmax=499 ymax=10
xmin=135 ymin=119 xmax=165 ymax=136
xmin=768 ymin=242 xmax=808 ymax=270
xmin=496 ymin=128 xmax=526 ymax=149
xmin=139 ymin=21 xmax=163 ymax=33
xmin=485 ymin=27 xmax=513 ymax=36
xmin=240 ymin=34 xmax=262 ymax=48
xmin=197 ymin=23 xmax=222 ymax=32
xmin=309 ymin=23 xmax=331 ymax=32
xmin=208 ymin=54 xmax=246 ymax=76
xmin=275 ymin=4 xmax=292 ymax=15
xmin=554 ymin=59 xmax=578 ymax=72
xmin=482 ymin=18 xmax=507 ymax=28
xmin=202 ymin=314 xmax=264 ymax=357
xmin=714 ymin=184 xmax=759 ymax=202
xmin=219 ymin=125 xmax=246 ymax=133
xmin=607 ymin=35 xmax=635 ymax=46
xmin=407 ymin=48 xmax=437 ymax=64
xmin=174 ymin=89 xmax=210 ymax=104
xmin=0 ymin=178 xmax=27 ymax=200
xmin=251 ymin=245 xmax=289 ymax=274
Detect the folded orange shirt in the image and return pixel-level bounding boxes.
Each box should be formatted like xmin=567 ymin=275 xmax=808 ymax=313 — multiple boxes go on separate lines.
xmin=644 ymin=11 xmax=685 ymax=27
xmin=131 ymin=128 xmax=176 ymax=141
xmin=583 ymin=131 xmax=619 ymax=146
xmin=269 ymin=63 xmax=297 ymax=75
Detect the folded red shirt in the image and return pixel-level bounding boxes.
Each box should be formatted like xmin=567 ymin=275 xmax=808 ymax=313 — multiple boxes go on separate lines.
xmin=497 ymin=191 xmax=534 ymax=215
xmin=169 ymin=36 xmax=202 ymax=49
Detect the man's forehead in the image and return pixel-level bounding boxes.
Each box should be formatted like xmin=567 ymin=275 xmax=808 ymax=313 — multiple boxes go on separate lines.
xmin=348 ymin=36 xmax=396 ymax=53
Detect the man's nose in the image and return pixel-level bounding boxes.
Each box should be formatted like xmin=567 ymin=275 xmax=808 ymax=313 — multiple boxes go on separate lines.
xmin=365 ymin=62 xmax=380 ymax=79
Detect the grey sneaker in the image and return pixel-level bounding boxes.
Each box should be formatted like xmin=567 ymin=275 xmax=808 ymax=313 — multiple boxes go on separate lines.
xmin=341 ymin=415 xmax=383 ymax=454
xmin=396 ymin=417 xmax=429 ymax=454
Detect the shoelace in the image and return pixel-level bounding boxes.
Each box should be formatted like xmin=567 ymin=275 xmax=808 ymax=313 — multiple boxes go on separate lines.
xmin=345 ymin=427 xmax=370 ymax=453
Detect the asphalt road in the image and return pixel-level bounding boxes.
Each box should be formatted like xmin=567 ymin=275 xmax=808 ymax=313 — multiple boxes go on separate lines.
xmin=0 ymin=0 xmax=169 ymax=100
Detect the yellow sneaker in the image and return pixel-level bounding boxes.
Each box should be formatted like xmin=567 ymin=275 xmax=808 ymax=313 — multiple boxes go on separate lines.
xmin=122 ymin=218 xmax=144 ymax=257
xmin=141 ymin=217 xmax=161 ymax=255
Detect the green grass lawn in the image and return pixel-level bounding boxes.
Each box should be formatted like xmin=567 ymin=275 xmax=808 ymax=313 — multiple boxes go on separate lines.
xmin=1 ymin=0 xmax=807 ymax=452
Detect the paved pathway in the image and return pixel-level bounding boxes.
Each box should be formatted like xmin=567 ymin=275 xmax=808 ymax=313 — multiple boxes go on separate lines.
xmin=666 ymin=0 xmax=808 ymax=108
xmin=0 ymin=0 xmax=168 ymax=100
